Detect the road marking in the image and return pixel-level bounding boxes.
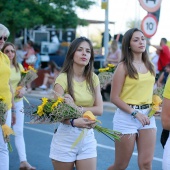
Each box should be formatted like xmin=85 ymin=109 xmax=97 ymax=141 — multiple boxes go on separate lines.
xmin=24 ymin=126 xmax=163 ymax=162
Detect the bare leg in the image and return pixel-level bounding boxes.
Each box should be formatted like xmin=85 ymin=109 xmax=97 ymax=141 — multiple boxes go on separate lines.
xmin=42 ymin=73 xmax=50 ymax=86
xmin=76 ymin=158 xmax=96 ymax=170
xmin=107 ymin=134 xmax=136 ymax=170
xmin=137 ymin=129 xmax=156 ymax=170
xmin=51 ymin=159 xmax=74 ymax=170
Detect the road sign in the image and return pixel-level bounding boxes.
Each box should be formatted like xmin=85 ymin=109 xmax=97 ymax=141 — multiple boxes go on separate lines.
xmin=101 ymin=0 xmax=108 ymax=9
xmin=141 ymin=14 xmax=158 ymax=38
xmin=139 ymin=0 xmax=162 ymax=12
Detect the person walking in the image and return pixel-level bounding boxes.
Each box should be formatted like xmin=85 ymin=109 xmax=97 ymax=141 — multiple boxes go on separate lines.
xmin=0 ymin=23 xmax=16 ymax=170
xmin=108 ymin=28 xmax=156 ymax=170
xmin=49 ymin=37 xmax=103 ymax=170
xmin=161 ymin=75 xmax=170 ymax=170
xmin=2 ymin=42 xmax=36 ymax=170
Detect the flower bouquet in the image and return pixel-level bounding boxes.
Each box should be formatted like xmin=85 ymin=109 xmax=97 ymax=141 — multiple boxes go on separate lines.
xmin=98 ymin=64 xmax=116 ymax=88
xmin=71 ymin=110 xmax=121 ymax=148
xmin=15 ymin=66 xmax=38 ymax=99
xmin=27 ymin=96 xmax=83 ymax=124
xmin=0 ymin=96 xmax=14 ymax=152
xmin=26 ymin=95 xmax=121 ymax=143
xmin=148 ymin=95 xmax=162 ymax=118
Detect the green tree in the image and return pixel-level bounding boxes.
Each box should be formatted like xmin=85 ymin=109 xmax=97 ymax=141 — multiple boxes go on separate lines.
xmin=0 ymin=0 xmax=95 ymax=42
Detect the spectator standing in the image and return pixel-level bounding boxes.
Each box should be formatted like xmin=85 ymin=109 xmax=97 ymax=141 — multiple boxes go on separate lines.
xmin=148 ymin=38 xmax=170 ymax=72
xmin=161 ymin=76 xmax=170 ymax=170
xmin=22 ymin=40 xmax=36 ymax=70
xmin=0 ymin=23 xmax=16 ymax=170
xmin=15 ymin=44 xmax=26 ymax=64
xmin=108 ymin=28 xmax=156 ymax=170
xmin=2 ymin=42 xmax=36 ymax=170
xmin=105 ymin=40 xmax=121 ymax=66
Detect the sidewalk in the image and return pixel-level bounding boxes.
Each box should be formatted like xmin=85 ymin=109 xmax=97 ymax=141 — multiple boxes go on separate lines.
xmin=25 ymin=88 xmax=117 ymax=112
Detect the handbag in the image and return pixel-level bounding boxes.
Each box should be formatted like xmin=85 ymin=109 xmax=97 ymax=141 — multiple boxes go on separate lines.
xmin=25 ymin=54 xmax=37 ymax=64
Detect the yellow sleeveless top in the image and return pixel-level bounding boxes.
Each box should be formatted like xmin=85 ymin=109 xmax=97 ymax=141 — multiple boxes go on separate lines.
xmin=55 ymin=73 xmax=99 ymax=107
xmin=0 ymin=52 xmax=12 ymax=109
xmin=120 ymin=72 xmax=155 ymax=105
xmin=163 ymin=76 xmax=170 ymax=99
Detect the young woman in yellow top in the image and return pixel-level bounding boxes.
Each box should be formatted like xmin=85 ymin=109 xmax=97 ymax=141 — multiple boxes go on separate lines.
xmin=0 ymin=24 xmax=16 ymax=170
xmin=2 ymin=42 xmax=36 ymax=170
xmin=108 ymin=28 xmax=156 ymax=170
xmin=49 ymin=37 xmax=103 ymax=170
xmin=161 ymin=76 xmax=170 ymax=170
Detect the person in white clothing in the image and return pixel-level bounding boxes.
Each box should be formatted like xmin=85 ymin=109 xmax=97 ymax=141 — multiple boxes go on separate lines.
xmin=2 ymin=42 xmax=36 ymax=170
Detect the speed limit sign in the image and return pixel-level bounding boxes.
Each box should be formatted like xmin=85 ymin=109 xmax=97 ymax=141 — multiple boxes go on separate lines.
xmin=141 ymin=14 xmax=158 ymax=38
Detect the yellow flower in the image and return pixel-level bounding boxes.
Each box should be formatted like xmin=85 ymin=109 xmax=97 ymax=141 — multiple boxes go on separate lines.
xmin=42 ymin=97 xmax=48 ymax=105
xmin=2 ymin=124 xmax=15 ymax=137
xmin=51 ymin=97 xmax=64 ymax=110
xmin=28 ymin=66 xmax=37 ymax=73
xmin=105 ymin=67 xmax=109 ymax=71
xmin=58 ymin=97 xmax=64 ymax=102
xmin=148 ymin=95 xmax=162 ymax=118
xmin=99 ymin=68 xmax=105 ymax=72
xmin=21 ymin=70 xmax=28 ymax=74
xmin=152 ymin=95 xmax=162 ymax=105
xmin=37 ymin=105 xmax=44 ymax=116
xmin=108 ymin=64 xmax=115 ymax=67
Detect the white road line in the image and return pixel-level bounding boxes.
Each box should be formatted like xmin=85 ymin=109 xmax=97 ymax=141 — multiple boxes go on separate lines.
xmin=24 ymin=126 xmax=163 ymax=162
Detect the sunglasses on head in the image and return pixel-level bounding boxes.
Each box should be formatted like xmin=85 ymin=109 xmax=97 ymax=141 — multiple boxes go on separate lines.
xmin=0 ymin=36 xmax=8 ymax=41
xmin=4 ymin=49 xmax=15 ymax=53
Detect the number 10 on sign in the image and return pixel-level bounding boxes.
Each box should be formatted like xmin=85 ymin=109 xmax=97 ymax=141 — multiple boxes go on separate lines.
xmin=141 ymin=14 xmax=158 ymax=38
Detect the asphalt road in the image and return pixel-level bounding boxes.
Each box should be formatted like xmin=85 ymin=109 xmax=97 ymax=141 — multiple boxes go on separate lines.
xmin=9 ymin=96 xmax=164 ymax=170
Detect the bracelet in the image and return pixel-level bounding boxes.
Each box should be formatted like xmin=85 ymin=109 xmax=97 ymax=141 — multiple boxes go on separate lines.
xmin=70 ymin=118 xmax=75 ymax=127
xmin=79 ymin=106 xmax=84 ymax=114
xmin=131 ymin=110 xmax=138 ymax=118
xmin=11 ymin=108 xmax=16 ymax=113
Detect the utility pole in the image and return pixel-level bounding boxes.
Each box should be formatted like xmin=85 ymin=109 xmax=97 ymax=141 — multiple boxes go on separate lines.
xmin=104 ymin=0 xmax=109 ymax=59
xmin=101 ymin=0 xmax=109 ymax=59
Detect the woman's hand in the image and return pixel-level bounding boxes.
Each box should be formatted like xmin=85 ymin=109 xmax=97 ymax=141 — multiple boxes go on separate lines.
xmin=135 ymin=112 xmax=150 ymax=127
xmin=17 ymin=87 xmax=26 ymax=98
xmin=74 ymin=118 xmax=96 ymax=129
xmin=64 ymin=94 xmax=74 ymax=104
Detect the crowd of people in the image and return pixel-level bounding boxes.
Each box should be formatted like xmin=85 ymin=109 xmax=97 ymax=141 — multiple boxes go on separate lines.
xmin=0 ymin=22 xmax=170 ymax=170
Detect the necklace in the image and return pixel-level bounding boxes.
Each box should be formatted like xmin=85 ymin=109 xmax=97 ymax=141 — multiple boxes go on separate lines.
xmin=133 ymin=62 xmax=143 ymax=72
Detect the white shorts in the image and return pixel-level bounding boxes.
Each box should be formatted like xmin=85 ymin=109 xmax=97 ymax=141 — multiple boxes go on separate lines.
xmin=49 ymin=123 xmax=97 ymax=162
xmin=113 ymin=108 xmax=157 ymax=134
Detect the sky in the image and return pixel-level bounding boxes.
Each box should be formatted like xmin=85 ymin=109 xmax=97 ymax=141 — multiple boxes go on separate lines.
xmin=76 ymin=0 xmax=170 ymax=45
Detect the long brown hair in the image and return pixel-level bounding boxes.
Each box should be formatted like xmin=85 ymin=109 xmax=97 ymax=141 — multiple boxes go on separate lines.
xmin=61 ymin=37 xmax=95 ymax=101
xmin=2 ymin=42 xmax=20 ymax=72
xmin=121 ymin=28 xmax=155 ymax=79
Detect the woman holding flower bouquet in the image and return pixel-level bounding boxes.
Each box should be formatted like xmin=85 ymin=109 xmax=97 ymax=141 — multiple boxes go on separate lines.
xmin=49 ymin=37 xmax=103 ymax=170
xmin=0 ymin=24 xmax=16 ymax=170
xmin=2 ymin=42 xmax=36 ymax=170
xmin=108 ymin=28 xmax=156 ymax=170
